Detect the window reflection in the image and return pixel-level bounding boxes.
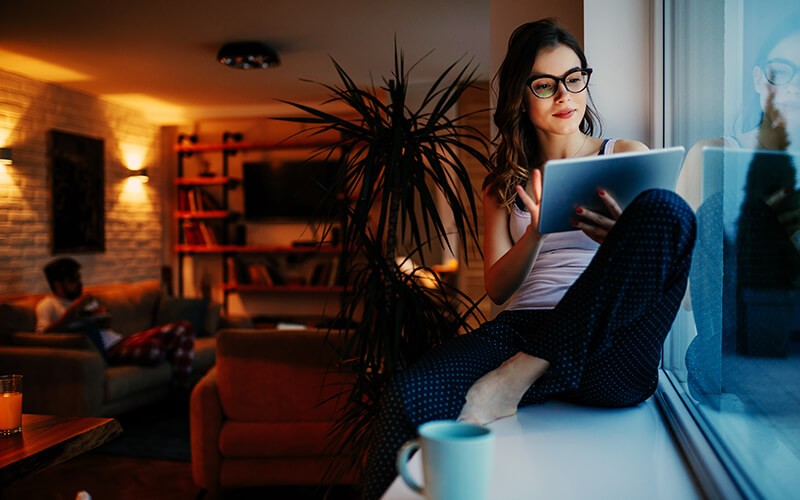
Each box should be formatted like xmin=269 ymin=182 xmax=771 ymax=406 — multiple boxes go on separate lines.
xmin=665 ymin=1 xmax=800 ymax=497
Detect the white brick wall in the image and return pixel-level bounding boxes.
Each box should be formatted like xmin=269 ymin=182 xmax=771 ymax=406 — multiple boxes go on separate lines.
xmin=0 ymin=69 xmax=164 ymax=294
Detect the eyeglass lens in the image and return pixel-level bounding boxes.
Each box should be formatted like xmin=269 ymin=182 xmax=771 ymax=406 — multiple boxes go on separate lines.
xmin=528 ymin=70 xmax=591 ymax=98
xmin=764 ymin=60 xmax=798 ymax=86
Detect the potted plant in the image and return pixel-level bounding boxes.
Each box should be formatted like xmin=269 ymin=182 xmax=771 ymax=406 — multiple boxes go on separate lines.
xmin=277 ymin=45 xmax=493 ymax=477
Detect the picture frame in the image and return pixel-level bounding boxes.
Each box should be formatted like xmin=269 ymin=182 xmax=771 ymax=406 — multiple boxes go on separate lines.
xmin=49 ymin=130 xmax=105 ymax=254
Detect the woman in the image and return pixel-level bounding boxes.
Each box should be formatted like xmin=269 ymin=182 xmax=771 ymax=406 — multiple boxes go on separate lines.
xmin=361 ymin=19 xmax=696 ymax=499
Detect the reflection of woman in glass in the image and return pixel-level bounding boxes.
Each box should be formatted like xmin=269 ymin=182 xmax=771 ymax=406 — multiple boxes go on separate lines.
xmin=686 ymin=19 xmax=800 ymax=399
xmin=678 ymin=21 xmax=800 ymax=209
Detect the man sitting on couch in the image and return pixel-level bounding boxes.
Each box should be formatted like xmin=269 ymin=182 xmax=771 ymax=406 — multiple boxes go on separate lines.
xmin=36 ymin=257 xmax=196 ymax=389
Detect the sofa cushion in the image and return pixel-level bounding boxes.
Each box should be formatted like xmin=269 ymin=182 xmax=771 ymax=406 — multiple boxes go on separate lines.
xmin=10 ymin=332 xmax=96 ymax=350
xmin=219 ymin=421 xmax=339 ymax=457
xmin=156 ymin=297 xmax=214 ymax=337
xmin=0 ymin=297 xmax=40 ymax=342
xmin=216 ymin=329 xmax=350 ymax=422
xmin=88 ymin=280 xmax=161 ymax=335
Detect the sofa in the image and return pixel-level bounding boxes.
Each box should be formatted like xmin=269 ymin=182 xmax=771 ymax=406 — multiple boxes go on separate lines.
xmin=190 ymin=328 xmax=359 ymax=495
xmin=0 ymin=279 xmax=218 ymax=417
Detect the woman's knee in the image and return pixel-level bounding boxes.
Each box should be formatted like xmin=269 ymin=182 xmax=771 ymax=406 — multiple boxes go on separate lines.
xmin=625 ymin=189 xmax=697 ymax=243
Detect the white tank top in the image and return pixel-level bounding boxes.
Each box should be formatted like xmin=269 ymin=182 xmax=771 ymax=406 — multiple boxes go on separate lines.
xmin=504 ymin=139 xmax=616 ymax=310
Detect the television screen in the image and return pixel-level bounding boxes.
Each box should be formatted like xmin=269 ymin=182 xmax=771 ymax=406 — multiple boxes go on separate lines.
xmin=242 ymin=160 xmax=341 ymax=220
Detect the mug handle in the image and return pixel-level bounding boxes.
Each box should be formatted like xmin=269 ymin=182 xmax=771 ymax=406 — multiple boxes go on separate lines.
xmin=396 ymin=438 xmax=424 ymax=494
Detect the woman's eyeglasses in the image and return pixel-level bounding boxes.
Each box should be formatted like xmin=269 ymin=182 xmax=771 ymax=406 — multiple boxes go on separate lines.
xmin=763 ymin=59 xmax=799 ymax=86
xmin=526 ymin=68 xmax=593 ymax=99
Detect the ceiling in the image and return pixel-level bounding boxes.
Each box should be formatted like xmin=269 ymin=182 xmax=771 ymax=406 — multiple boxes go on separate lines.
xmin=0 ymin=0 xmax=490 ymax=124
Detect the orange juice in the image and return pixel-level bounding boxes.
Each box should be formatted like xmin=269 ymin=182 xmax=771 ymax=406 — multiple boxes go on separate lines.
xmin=0 ymin=392 xmax=22 ymax=435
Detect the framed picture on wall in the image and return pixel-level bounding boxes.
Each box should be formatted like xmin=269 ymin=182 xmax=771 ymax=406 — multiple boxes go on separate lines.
xmin=49 ymin=130 xmax=105 ymax=254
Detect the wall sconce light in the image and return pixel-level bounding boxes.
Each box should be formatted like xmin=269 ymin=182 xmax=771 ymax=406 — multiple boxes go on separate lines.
xmin=129 ymin=168 xmax=149 ymax=183
xmin=0 ymin=148 xmax=12 ymax=166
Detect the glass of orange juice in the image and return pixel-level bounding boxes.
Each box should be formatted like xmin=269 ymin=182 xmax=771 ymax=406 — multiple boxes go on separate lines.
xmin=0 ymin=374 xmax=23 ymax=437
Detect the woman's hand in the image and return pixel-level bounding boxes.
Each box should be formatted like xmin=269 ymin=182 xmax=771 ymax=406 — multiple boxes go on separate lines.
xmin=515 ymin=168 xmax=543 ymax=236
xmin=572 ymin=189 xmax=622 ymax=244
xmin=458 ymin=353 xmax=549 ymax=425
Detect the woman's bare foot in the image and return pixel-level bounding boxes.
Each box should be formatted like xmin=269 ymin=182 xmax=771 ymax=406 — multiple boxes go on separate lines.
xmin=458 ymin=353 xmax=549 ymax=425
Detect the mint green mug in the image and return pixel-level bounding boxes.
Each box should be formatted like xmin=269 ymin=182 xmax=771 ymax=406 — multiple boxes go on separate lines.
xmin=396 ymin=420 xmax=494 ymax=500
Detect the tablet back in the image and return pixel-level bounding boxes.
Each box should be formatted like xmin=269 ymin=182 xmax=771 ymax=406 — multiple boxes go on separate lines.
xmin=538 ymin=146 xmax=686 ymax=233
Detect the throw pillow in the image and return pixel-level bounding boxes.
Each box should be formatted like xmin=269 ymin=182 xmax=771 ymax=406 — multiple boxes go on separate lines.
xmin=155 ymin=297 xmax=211 ymax=337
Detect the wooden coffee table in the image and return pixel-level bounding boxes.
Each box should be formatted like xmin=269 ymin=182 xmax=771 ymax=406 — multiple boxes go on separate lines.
xmin=0 ymin=414 xmax=122 ymax=486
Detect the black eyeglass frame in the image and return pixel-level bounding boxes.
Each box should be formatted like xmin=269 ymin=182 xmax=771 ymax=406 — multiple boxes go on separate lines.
xmin=762 ymin=58 xmax=799 ymax=86
xmin=526 ymin=68 xmax=593 ymax=99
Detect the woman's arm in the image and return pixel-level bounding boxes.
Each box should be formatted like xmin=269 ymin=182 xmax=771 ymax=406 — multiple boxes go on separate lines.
xmin=483 ymin=171 xmax=545 ymax=305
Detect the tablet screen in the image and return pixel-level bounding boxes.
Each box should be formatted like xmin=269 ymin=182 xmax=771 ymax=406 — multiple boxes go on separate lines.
xmin=538 ymin=146 xmax=686 ymax=234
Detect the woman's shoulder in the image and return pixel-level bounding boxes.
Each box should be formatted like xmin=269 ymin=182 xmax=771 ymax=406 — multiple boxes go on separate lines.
xmin=610 ymin=138 xmax=649 ymax=153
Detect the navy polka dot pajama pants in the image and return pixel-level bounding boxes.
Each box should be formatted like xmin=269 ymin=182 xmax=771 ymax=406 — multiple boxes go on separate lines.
xmin=361 ymin=189 xmax=697 ymax=499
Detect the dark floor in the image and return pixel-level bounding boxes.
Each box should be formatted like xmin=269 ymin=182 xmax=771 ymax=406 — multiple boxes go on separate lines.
xmin=2 ymin=399 xmax=360 ymax=500
xmin=3 ymin=452 xmax=360 ymax=500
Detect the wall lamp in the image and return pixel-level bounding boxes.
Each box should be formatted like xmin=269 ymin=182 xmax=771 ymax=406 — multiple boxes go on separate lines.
xmin=129 ymin=168 xmax=149 ymax=183
xmin=0 ymin=148 xmax=12 ymax=166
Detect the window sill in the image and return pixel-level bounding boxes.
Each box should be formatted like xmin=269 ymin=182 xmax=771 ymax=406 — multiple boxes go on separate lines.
xmin=385 ymin=389 xmax=701 ymax=499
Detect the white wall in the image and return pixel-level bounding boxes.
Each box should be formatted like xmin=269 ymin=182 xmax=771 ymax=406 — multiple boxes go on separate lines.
xmin=584 ymin=0 xmax=654 ymax=145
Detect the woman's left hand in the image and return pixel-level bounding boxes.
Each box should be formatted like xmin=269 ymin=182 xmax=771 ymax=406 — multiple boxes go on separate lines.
xmin=572 ymin=189 xmax=622 ymax=244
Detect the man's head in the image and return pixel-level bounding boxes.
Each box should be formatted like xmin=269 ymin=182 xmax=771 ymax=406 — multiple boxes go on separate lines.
xmin=43 ymin=257 xmax=83 ymax=299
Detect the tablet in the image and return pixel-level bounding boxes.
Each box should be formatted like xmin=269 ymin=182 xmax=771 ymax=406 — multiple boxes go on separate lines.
xmin=537 ymin=146 xmax=686 ymax=233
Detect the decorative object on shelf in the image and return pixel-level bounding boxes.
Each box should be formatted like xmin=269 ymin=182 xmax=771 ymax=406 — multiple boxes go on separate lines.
xmin=198 ymin=159 xmax=215 ymax=177
xmin=279 ymin=44 xmax=493 ymax=478
xmin=217 ymin=41 xmax=280 ymax=69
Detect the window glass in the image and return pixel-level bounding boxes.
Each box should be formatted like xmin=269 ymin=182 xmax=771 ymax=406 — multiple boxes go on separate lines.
xmin=664 ymin=1 xmax=800 ymax=497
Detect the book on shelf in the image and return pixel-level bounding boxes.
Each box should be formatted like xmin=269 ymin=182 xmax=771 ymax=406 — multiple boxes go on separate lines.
xmin=181 ymin=221 xmax=218 ymax=246
xmin=178 ymin=187 xmax=223 ymax=213
xmin=196 ymin=221 xmax=217 ymax=245
xmin=305 ymin=257 xmax=340 ymax=286
xmin=197 ymin=189 xmax=223 ymax=211
xmin=227 ymin=257 xmax=251 ymax=284
xmin=226 ymin=257 xmax=238 ymax=285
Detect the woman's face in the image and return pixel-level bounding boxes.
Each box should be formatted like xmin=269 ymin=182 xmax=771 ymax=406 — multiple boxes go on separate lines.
xmin=523 ymin=43 xmax=587 ymax=137
xmin=755 ymin=32 xmax=800 ymax=134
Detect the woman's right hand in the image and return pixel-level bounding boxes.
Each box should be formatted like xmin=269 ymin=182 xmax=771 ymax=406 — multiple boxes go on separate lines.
xmin=515 ymin=168 xmax=543 ymax=236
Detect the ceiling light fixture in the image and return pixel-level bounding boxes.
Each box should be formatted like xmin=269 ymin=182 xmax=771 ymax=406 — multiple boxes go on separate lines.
xmin=217 ymin=42 xmax=280 ymax=70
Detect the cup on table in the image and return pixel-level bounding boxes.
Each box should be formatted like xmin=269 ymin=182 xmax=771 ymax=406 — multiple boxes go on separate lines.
xmin=396 ymin=419 xmax=494 ymax=500
xmin=0 ymin=374 xmax=23 ymax=437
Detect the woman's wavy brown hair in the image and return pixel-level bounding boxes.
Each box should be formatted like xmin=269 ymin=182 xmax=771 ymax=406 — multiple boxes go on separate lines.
xmin=485 ymin=18 xmax=602 ymax=209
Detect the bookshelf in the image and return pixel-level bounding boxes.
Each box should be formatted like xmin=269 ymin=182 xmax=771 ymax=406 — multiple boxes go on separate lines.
xmin=174 ymin=133 xmax=346 ymax=314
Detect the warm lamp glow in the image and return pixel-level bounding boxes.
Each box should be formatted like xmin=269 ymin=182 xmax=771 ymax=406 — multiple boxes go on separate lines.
xmin=103 ymin=94 xmax=187 ymax=125
xmin=120 ymin=144 xmax=147 ymax=171
xmin=0 ymin=49 xmax=90 ymax=83
xmin=120 ymin=176 xmax=149 ymax=204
